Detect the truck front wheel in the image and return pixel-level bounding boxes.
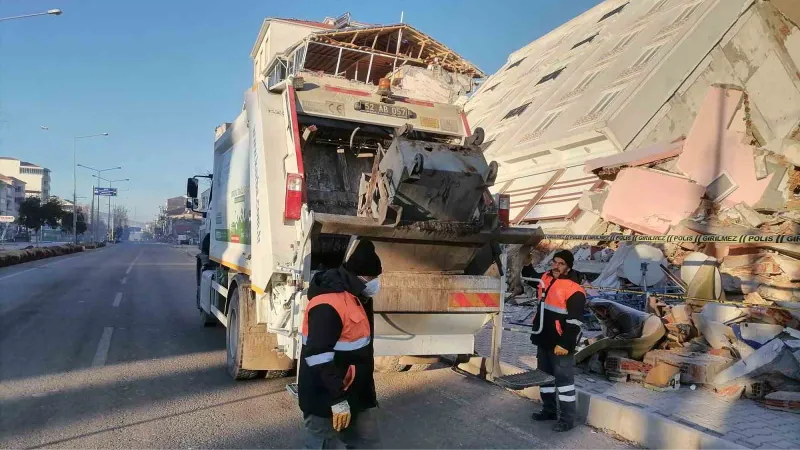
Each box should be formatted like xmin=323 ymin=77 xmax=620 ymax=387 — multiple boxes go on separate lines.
xmin=226 ymin=286 xmax=261 ymax=380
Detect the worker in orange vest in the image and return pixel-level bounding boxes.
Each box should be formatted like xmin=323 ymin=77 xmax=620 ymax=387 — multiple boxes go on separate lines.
xmin=299 ymin=239 xmax=383 ymax=449
xmin=529 ymin=250 xmax=586 ymax=432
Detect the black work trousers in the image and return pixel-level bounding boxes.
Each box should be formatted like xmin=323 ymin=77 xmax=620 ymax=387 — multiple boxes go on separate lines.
xmin=537 ymin=348 xmax=576 ymax=424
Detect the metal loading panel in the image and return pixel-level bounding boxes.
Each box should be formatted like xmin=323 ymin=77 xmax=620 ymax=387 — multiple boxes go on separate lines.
xmin=294 ymin=76 xmax=465 ymax=137
xmin=372 ymin=272 xmax=501 ymax=313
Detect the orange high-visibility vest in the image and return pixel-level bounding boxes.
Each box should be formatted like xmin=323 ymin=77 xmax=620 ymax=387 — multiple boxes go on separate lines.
xmin=301 ymin=291 xmax=371 ymax=351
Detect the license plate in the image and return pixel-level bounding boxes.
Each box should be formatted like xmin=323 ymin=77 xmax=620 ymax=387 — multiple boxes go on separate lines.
xmin=358 ymin=101 xmax=408 ymax=119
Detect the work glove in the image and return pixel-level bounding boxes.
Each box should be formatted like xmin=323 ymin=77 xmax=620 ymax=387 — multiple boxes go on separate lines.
xmin=554 ymin=345 xmax=568 ymax=356
xmin=331 ymin=400 xmax=351 ymax=431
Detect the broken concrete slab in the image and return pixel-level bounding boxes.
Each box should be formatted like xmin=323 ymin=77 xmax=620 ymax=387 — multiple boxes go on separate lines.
xmin=734 ymin=203 xmax=765 ymax=227
xmin=601 ymin=167 xmax=705 ymax=235
xmin=569 ymin=209 xmax=603 ymax=235
xmin=644 ymin=350 xmax=735 ymax=385
xmin=744 ymin=292 xmax=773 ymax=305
xmin=713 ymin=338 xmax=800 ymax=387
xmin=676 ymin=86 xmax=774 ymax=207
xmin=772 ymin=138 xmax=800 ymax=166
xmin=732 ymin=323 xmax=784 ymax=347
xmin=754 ymin=153 xmax=769 ymax=180
xmin=753 ymin=159 xmax=791 ymax=212
xmin=772 ymin=253 xmax=800 ymax=281
xmin=701 ymin=303 xmax=746 ymax=324
xmin=584 ymin=140 xmax=684 ymax=175
xmin=577 ymin=190 xmax=609 ymax=215
xmin=773 ymin=0 xmax=800 ymax=28
xmin=700 ymin=320 xmax=737 ymax=349
xmin=671 ymin=305 xmax=693 ymax=325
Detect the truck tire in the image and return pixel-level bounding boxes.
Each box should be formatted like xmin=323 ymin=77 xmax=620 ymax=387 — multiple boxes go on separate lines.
xmin=226 ymin=285 xmax=261 ymax=380
xmin=374 ymin=356 xmax=410 ymax=373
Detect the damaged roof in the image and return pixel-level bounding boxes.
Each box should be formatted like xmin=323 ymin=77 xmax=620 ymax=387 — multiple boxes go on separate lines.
xmin=307 ymin=23 xmax=485 ymax=77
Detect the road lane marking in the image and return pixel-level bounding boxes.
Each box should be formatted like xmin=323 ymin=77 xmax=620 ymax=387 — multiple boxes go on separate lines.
xmin=0 ymin=267 xmax=38 ymax=282
xmin=121 ymin=277 xmax=127 ymax=285
xmin=113 ymin=292 xmax=123 ymax=307
xmin=125 ymin=251 xmax=143 ymax=275
xmin=91 ymin=327 xmax=114 ymax=367
xmin=0 ymin=248 xmax=105 ymax=282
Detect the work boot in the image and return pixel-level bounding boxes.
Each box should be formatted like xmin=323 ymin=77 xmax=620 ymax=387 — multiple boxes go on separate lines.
xmin=553 ymin=419 xmax=576 ymax=432
xmin=531 ymin=411 xmax=557 ymax=421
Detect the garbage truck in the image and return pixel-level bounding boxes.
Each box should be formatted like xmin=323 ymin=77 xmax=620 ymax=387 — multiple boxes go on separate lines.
xmin=186 ymin=25 xmax=544 ymax=381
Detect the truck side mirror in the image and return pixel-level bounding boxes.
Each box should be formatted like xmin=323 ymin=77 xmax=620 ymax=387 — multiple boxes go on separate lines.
xmin=186 ymin=177 xmax=199 ymax=198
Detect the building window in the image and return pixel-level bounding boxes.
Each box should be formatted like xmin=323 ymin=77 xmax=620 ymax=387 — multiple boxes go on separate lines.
xmin=576 ymin=70 xmax=602 ymax=91
xmin=571 ymin=33 xmax=598 ymax=50
xmin=588 ymin=90 xmax=622 ymax=116
xmin=598 ymin=3 xmax=628 ymax=22
xmin=506 ymin=58 xmax=526 ymax=71
xmin=533 ymin=110 xmax=563 ymax=134
xmin=671 ymin=2 xmax=701 ymax=25
xmin=648 ymin=0 xmax=669 ymax=14
xmin=610 ymin=31 xmax=638 ymax=53
xmin=502 ymin=102 xmax=532 ymax=121
xmin=632 ymin=44 xmax=663 ymax=68
xmin=537 ymin=67 xmax=565 ymax=85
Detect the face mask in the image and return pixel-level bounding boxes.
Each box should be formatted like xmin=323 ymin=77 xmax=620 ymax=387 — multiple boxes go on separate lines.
xmin=361 ymin=277 xmax=381 ymax=298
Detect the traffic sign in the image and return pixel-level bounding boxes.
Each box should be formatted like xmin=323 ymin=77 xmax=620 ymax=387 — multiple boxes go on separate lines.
xmin=94 ymin=187 xmax=118 ymax=196
xmin=0 ymin=215 xmax=14 ymax=223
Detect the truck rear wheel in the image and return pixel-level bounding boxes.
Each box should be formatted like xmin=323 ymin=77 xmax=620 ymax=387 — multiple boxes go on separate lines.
xmin=226 ymin=286 xmax=261 ymax=380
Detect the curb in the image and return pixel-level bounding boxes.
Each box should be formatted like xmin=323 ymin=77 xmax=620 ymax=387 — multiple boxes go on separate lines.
xmin=441 ymin=355 xmax=746 ymax=450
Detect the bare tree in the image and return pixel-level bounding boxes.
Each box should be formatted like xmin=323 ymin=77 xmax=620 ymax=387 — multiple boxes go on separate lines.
xmin=113 ymin=205 xmax=129 ymax=228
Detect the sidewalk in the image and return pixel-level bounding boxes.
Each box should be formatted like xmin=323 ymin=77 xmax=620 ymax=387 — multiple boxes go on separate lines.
xmin=472 ymin=306 xmax=800 ymax=450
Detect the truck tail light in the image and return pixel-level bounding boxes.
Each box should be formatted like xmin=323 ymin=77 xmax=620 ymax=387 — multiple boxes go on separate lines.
xmin=284 ymin=173 xmax=304 ymax=221
xmin=497 ymin=194 xmax=510 ymax=227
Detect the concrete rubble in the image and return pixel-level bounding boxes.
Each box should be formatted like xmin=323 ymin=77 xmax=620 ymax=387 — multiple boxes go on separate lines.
xmin=507 ymin=83 xmax=800 ymax=416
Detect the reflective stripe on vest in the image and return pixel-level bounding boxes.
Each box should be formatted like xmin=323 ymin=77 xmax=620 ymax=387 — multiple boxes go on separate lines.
xmin=541 ymin=272 xmax=585 ymax=315
xmin=301 ymin=291 xmax=371 ymax=352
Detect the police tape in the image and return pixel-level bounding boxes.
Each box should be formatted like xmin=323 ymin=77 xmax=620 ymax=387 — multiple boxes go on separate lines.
xmin=540 ymin=233 xmax=800 ymax=244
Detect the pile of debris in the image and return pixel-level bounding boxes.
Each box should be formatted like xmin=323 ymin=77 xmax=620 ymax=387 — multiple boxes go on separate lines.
xmin=575 ymin=297 xmax=800 ymax=412
xmin=563 ymin=84 xmax=800 ymax=303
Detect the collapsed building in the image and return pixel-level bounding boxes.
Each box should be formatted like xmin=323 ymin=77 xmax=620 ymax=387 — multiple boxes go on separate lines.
xmin=479 ymin=0 xmax=800 ymax=410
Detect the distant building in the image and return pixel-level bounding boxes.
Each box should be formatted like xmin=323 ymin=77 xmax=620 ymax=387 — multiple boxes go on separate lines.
xmin=465 ymin=0 xmax=800 ymax=231
xmin=0 ymin=157 xmax=51 ymax=200
xmin=0 ymin=174 xmax=25 ymax=218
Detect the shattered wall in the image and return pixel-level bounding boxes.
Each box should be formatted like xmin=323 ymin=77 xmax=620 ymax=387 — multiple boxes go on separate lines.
xmin=631 ymin=1 xmax=800 ymax=151
xmin=390 ymin=66 xmax=474 ymax=104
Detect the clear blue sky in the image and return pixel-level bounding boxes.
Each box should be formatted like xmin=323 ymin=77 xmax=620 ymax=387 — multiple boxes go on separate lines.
xmin=0 ymin=0 xmax=602 ymax=223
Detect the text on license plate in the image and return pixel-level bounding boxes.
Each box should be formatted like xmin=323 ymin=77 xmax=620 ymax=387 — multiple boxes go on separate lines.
xmin=358 ymin=101 xmax=408 ymax=118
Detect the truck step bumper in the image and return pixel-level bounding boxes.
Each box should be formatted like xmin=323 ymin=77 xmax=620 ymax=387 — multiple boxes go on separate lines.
xmin=493 ymin=370 xmax=555 ymax=390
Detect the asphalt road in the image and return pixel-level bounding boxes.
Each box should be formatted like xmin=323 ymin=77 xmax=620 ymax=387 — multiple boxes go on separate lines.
xmin=0 ymin=243 xmax=632 ymax=449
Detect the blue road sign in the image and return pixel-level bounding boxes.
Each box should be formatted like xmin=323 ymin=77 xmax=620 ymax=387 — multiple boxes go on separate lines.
xmin=94 ymin=187 xmax=118 ymax=196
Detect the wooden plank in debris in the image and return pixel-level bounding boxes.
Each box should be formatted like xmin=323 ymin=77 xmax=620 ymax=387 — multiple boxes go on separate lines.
xmin=512 ymin=168 xmax=565 ymax=225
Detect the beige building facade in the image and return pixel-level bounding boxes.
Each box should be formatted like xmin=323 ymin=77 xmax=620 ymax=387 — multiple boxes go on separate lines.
xmin=465 ymin=0 xmax=800 ymax=231
xmin=0 ymin=157 xmax=51 ymax=201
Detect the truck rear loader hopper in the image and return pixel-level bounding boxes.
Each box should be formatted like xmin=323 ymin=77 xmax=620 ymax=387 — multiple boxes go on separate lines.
xmin=192 ymin=73 xmax=549 ymax=389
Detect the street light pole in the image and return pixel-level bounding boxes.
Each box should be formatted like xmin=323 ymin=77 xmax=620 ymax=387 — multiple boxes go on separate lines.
xmin=0 ymin=9 xmax=62 ymax=22
xmin=94 ymin=176 xmax=129 ymax=241
xmin=78 ymin=164 xmax=119 ymax=242
xmin=73 ymin=133 xmax=108 ymax=244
